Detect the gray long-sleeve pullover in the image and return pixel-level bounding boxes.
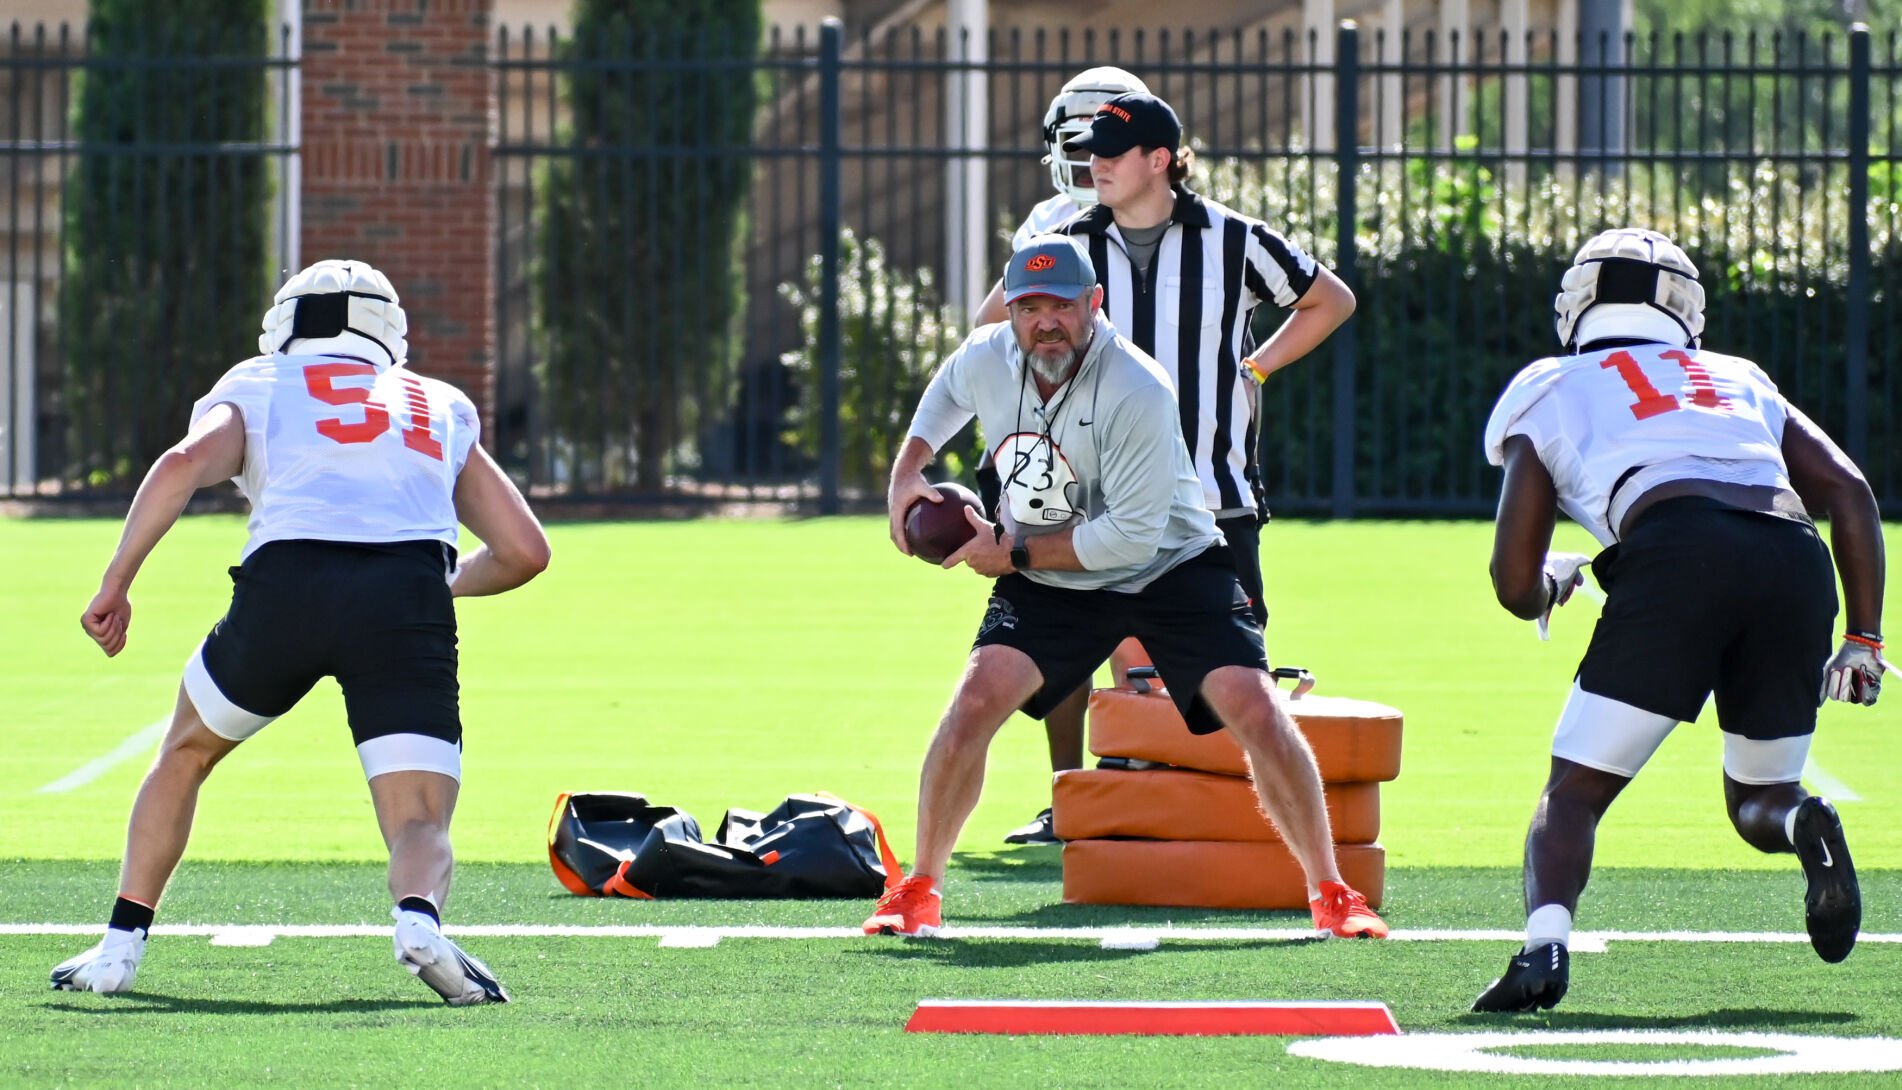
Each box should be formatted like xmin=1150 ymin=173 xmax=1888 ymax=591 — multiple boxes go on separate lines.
xmin=906 ymin=314 xmax=1222 ymax=593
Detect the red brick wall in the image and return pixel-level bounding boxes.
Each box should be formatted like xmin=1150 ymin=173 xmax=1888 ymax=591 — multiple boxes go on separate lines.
xmin=300 ymin=0 xmax=493 ymax=415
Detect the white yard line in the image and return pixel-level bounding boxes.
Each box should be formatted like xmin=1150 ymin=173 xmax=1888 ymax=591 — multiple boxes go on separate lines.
xmin=35 ymin=719 xmax=170 ymax=794
xmin=1803 ymin=759 xmax=1863 ymax=803
xmin=4 ymin=923 xmax=1895 ymax=950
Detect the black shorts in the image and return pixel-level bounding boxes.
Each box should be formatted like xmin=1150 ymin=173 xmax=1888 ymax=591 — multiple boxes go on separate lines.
xmin=972 ymin=545 xmax=1268 ymax=734
xmin=198 ymin=539 xmax=461 ymax=746
xmin=1578 ymin=497 xmax=1836 ymax=740
xmin=1216 ymin=514 xmax=1267 ymax=627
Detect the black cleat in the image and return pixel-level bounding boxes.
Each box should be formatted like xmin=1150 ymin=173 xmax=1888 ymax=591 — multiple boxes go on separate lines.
xmin=1471 ymin=942 xmax=1569 ymax=1013
xmin=1003 ymin=807 xmax=1061 ymax=845
xmin=1793 ymin=796 xmax=1860 ymax=963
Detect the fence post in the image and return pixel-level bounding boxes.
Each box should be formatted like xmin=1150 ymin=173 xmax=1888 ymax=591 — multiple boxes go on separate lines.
xmin=1846 ymin=23 xmax=1870 ymax=467
xmin=1332 ymin=20 xmax=1360 ymax=519
xmin=818 ymin=18 xmax=844 ymax=514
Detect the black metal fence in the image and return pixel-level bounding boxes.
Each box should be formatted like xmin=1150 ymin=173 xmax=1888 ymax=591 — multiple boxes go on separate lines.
xmin=0 ymin=21 xmax=296 ymax=498
xmin=7 ymin=20 xmax=1899 ymax=512
xmin=496 ymin=20 xmax=1902 ymax=515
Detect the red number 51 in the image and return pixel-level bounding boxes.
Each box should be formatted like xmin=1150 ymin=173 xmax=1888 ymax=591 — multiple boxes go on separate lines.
xmin=302 ymin=361 xmax=444 ymax=461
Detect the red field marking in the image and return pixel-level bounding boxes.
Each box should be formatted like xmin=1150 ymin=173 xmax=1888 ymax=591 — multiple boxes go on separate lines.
xmin=904 ymin=999 xmax=1400 ymax=1036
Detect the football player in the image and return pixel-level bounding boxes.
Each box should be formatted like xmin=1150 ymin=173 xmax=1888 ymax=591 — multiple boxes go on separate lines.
xmin=966 ymin=66 xmax=1152 ymax=845
xmin=52 ymin=261 xmax=550 ymax=1004
xmin=1474 ymin=228 xmax=1885 ymax=1012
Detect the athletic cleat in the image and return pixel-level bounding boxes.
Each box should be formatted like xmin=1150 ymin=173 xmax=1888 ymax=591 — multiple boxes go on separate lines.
xmin=1472 ymin=942 xmax=1569 ymax=1012
xmin=1309 ymin=880 xmax=1389 ymax=939
xmin=393 ymin=910 xmax=510 ymax=1006
xmin=1793 ymin=796 xmax=1860 ymax=963
xmin=862 ymin=874 xmax=943 ymax=937
xmin=50 ymin=927 xmax=146 ymax=994
xmin=1003 ymin=807 xmax=1061 ymax=845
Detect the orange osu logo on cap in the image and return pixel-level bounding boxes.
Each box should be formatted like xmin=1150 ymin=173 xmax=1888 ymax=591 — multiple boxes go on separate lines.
xmin=1024 ymin=254 xmax=1057 ymax=272
xmin=1098 ymin=103 xmax=1133 ymax=123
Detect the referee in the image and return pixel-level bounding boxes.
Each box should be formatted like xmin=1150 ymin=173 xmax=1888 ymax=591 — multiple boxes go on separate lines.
xmin=1058 ymin=91 xmax=1356 ymax=613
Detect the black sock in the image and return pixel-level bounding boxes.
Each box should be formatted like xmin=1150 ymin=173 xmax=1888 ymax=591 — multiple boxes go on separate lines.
xmin=397 ymin=896 xmax=440 ymax=926
xmin=109 ymin=896 xmax=155 ymax=936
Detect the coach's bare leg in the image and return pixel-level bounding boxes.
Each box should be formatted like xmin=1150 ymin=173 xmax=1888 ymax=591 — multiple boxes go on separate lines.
xmin=1043 ymin=684 xmax=1088 ymax=773
xmin=1200 ymin=665 xmax=1340 ymax=895
xmin=913 ymin=645 xmax=1044 ymax=879
xmin=1522 ymin=757 xmax=1630 ymax=913
xmin=369 ymin=771 xmax=459 ymax=908
xmin=118 ymin=685 xmax=242 ymax=906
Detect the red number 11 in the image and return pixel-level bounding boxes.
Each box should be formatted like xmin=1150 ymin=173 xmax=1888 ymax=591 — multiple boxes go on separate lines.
xmin=1600 ymin=349 xmax=1732 ymax=421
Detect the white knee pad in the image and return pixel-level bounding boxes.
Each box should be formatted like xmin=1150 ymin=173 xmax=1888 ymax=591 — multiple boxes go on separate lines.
xmin=358 ymin=734 xmax=462 ymax=781
xmin=1721 ymin=732 xmax=1811 ymax=785
xmin=182 ymin=642 xmax=277 ymax=742
xmin=1550 ymin=681 xmax=1678 ymax=778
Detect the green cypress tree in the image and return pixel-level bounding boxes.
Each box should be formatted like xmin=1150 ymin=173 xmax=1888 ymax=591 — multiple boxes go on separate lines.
xmin=536 ymin=0 xmax=761 ymax=491
xmin=59 ymin=0 xmax=270 ymax=486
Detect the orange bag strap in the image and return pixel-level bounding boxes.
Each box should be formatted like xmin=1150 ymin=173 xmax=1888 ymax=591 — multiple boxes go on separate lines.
xmin=601 ymin=857 xmax=654 ymax=900
xmin=816 ymin=792 xmax=905 ymax=892
xmin=546 ymin=792 xmax=599 ymax=897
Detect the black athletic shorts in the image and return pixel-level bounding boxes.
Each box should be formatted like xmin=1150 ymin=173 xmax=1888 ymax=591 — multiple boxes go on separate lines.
xmin=972 ymin=545 xmax=1268 ymax=734
xmin=1577 ymin=496 xmax=1836 ymax=740
xmin=1216 ymin=514 xmax=1268 ymax=628
xmin=199 ymin=538 xmax=462 ymax=746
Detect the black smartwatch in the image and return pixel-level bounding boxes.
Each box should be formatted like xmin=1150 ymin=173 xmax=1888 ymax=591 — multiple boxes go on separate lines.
xmin=1010 ymin=538 xmax=1032 ymax=571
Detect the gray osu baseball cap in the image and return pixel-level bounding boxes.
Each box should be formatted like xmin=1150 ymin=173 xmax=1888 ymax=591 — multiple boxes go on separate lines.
xmin=1003 ymin=233 xmax=1097 ymax=304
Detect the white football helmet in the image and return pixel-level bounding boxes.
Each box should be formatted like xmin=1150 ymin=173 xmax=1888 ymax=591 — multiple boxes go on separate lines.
xmin=1554 ymin=228 xmax=1705 ymax=350
xmin=993 ymin=431 xmax=1082 ymax=534
xmin=1042 ymin=66 xmax=1150 ymax=205
xmin=259 ymin=259 xmax=409 ymax=365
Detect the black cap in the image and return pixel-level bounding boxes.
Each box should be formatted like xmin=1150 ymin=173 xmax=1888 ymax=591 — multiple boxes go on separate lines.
xmin=1060 ymin=92 xmax=1182 ymax=159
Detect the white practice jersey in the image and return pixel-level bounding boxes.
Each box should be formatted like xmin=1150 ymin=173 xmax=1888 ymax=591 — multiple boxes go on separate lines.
xmin=1484 ymin=342 xmax=1794 ymax=546
xmin=1011 ymin=193 xmax=1083 ymax=250
xmin=191 ymin=353 xmax=482 ymax=560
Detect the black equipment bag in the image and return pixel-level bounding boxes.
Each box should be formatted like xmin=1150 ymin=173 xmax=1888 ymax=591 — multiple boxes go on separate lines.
xmin=547 ymin=791 xmax=901 ymax=899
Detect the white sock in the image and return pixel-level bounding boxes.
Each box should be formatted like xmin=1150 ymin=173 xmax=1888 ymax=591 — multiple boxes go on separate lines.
xmin=1525 ymin=904 xmax=1573 ymax=951
xmin=1784 ymin=806 xmax=1802 ymax=847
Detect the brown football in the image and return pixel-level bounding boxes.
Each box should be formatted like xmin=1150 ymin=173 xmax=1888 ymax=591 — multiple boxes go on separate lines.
xmin=903 ymin=482 xmax=984 ymax=564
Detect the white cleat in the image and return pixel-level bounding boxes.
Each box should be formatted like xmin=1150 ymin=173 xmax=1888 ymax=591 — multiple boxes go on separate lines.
xmin=392 ymin=910 xmax=509 ymax=1006
xmin=50 ymin=928 xmax=147 ymax=994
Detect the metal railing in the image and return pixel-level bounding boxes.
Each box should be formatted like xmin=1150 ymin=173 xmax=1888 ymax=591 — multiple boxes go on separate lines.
xmin=494 ymin=20 xmax=1902 ymax=514
xmin=8 ymin=19 xmax=1898 ymax=513
xmin=0 ymin=21 xmax=296 ymax=497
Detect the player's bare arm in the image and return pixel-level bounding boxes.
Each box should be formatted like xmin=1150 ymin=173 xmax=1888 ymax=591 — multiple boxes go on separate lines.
xmin=448 ymin=445 xmax=551 ymax=598
xmin=886 ymin=435 xmax=945 ymax=557
xmin=81 ymin=403 xmax=246 ymax=657
xmin=1489 ymin=434 xmax=1562 ymax=621
xmin=973 ymin=279 xmax=1008 ymax=326
xmin=1782 ymin=406 xmax=1886 ymax=636
xmin=1244 ymin=266 xmax=1355 ymax=382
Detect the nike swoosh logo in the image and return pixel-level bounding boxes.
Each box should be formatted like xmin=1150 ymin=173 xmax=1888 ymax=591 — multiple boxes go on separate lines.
xmin=1077 ymin=419 xmax=1093 ymax=426
xmin=1817 ymin=842 xmax=1834 ymax=867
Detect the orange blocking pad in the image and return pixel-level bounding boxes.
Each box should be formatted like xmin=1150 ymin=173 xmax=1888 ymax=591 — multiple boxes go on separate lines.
xmin=1063 ymin=840 xmax=1385 ymax=909
xmin=1088 ymin=687 xmax=1403 ymax=782
xmin=905 ymin=999 xmax=1400 ymax=1036
xmin=1051 ymin=768 xmax=1380 ymax=844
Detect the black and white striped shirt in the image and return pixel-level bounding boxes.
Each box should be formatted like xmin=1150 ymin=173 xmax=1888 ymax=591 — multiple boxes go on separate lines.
xmin=1059 ymin=186 xmax=1318 ymax=516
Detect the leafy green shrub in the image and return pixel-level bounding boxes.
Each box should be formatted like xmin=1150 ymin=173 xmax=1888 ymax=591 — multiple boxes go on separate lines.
xmin=535 ymin=0 xmax=760 ymax=492
xmin=59 ymin=0 xmax=270 ymax=486
xmin=777 ymin=227 xmax=975 ymax=494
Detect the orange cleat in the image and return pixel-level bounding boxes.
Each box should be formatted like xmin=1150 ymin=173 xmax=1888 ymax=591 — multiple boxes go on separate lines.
xmin=862 ymin=874 xmax=943 ymax=937
xmin=1310 ymin=880 xmax=1388 ymax=939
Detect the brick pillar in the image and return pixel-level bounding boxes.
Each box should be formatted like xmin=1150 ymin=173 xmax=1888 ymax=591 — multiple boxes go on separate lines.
xmin=299 ymin=0 xmax=492 ymax=414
